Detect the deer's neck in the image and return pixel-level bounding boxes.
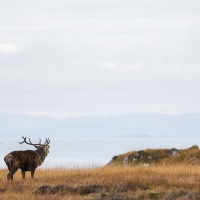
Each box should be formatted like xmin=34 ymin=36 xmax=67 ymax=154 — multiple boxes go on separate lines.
xmin=35 ymin=149 xmax=47 ymax=165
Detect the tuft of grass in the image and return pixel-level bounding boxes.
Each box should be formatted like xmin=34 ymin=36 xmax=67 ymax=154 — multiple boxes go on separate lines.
xmin=1 ymin=164 xmax=200 ymax=199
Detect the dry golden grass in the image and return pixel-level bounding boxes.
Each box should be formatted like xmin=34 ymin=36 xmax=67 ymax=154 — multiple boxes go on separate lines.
xmin=1 ymin=164 xmax=200 ymax=199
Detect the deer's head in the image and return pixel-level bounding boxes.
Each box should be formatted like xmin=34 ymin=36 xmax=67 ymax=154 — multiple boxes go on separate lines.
xmin=19 ymin=136 xmax=50 ymax=156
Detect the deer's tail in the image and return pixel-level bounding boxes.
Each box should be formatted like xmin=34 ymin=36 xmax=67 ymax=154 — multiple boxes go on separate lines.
xmin=4 ymin=154 xmax=13 ymax=171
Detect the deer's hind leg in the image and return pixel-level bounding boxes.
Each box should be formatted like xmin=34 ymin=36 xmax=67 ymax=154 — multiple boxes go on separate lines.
xmin=7 ymin=168 xmax=18 ymax=180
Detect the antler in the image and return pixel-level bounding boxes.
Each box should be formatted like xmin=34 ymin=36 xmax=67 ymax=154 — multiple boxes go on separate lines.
xmin=19 ymin=136 xmax=32 ymax=145
xmin=19 ymin=136 xmax=50 ymax=146
xmin=44 ymin=138 xmax=50 ymax=145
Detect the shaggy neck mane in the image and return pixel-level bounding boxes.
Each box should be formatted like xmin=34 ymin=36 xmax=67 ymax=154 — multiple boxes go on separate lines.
xmin=35 ymin=149 xmax=47 ymax=165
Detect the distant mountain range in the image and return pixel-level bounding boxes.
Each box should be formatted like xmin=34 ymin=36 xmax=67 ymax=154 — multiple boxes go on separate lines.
xmin=0 ymin=113 xmax=200 ymax=140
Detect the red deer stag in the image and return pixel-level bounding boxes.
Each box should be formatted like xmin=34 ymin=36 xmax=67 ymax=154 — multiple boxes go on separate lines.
xmin=4 ymin=136 xmax=50 ymax=180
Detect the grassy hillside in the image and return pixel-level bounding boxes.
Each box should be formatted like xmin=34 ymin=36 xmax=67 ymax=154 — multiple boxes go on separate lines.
xmin=109 ymin=145 xmax=200 ymax=165
xmin=1 ymin=165 xmax=200 ymax=199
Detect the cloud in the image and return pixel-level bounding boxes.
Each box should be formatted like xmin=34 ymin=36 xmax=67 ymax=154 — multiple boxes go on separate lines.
xmin=0 ymin=0 xmax=200 ymax=117
xmin=100 ymin=62 xmax=141 ymax=72
xmin=0 ymin=44 xmax=22 ymax=53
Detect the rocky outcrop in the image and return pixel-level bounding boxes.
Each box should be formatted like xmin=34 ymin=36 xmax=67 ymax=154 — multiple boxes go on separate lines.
xmin=108 ymin=145 xmax=200 ymax=165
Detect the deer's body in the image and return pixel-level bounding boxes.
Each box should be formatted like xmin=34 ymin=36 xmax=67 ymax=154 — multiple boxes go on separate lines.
xmin=4 ymin=137 xmax=50 ymax=180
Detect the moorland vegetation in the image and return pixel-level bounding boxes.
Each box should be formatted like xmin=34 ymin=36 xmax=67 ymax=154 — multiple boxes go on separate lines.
xmin=1 ymin=146 xmax=200 ymax=199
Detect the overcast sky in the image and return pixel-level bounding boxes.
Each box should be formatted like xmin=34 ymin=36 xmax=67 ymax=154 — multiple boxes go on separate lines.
xmin=0 ymin=0 xmax=200 ymax=118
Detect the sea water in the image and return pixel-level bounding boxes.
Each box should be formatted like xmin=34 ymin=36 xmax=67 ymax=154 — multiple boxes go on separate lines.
xmin=1 ymin=137 xmax=200 ymax=168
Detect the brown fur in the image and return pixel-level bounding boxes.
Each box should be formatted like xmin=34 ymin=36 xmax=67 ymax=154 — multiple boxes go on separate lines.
xmin=4 ymin=138 xmax=50 ymax=180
